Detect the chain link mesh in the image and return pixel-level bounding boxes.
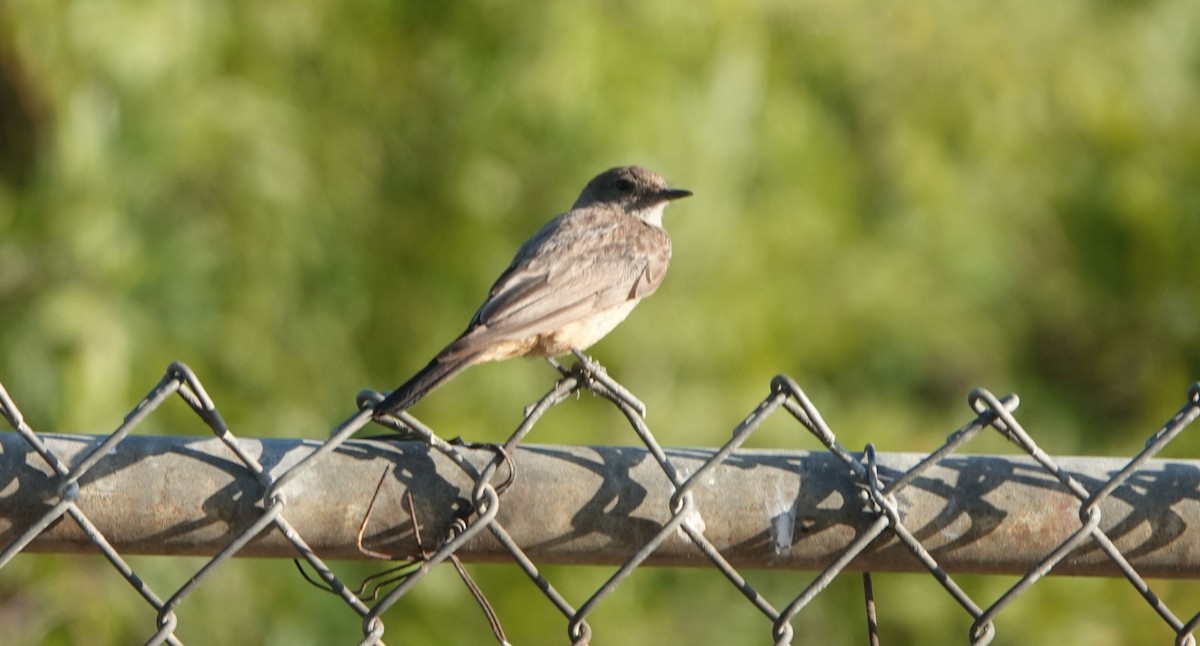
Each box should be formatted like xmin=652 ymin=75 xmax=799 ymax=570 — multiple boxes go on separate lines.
xmin=1 ymin=363 xmax=1199 ymax=645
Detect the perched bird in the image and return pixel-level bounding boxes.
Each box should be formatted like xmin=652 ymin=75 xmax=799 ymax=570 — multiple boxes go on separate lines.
xmin=376 ymin=166 xmax=691 ymax=415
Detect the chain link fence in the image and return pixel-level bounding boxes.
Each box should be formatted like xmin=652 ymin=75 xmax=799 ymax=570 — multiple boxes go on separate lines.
xmin=1 ymin=362 xmax=1199 ymax=645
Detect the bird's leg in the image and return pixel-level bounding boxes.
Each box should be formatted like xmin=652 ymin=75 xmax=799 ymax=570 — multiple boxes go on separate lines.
xmin=569 ymin=348 xmax=607 ymax=376
xmin=546 ymin=356 xmax=571 ymax=378
xmin=566 ymin=348 xmax=648 ymax=418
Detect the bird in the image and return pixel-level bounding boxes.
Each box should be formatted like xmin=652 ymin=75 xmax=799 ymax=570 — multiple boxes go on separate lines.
xmin=375 ymin=165 xmax=691 ymax=416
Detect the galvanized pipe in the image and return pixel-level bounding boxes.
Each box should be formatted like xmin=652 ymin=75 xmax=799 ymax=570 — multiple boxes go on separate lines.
xmin=1 ymin=432 xmax=1196 ymax=577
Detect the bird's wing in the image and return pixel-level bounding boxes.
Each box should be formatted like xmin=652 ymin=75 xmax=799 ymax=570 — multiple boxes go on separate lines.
xmin=457 ymin=209 xmax=671 ymax=348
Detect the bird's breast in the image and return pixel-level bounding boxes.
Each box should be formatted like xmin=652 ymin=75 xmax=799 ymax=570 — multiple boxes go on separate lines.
xmin=530 ymin=299 xmax=642 ymax=357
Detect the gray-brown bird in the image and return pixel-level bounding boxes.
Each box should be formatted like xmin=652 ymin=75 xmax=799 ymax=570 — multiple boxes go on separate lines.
xmin=376 ymin=166 xmax=691 ymax=415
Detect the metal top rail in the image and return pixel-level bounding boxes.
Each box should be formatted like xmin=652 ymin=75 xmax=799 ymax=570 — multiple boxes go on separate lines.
xmin=1 ymin=363 xmax=1198 ymax=645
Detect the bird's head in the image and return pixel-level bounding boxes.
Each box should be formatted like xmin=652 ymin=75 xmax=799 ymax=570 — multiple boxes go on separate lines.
xmin=573 ymin=166 xmax=692 ymax=226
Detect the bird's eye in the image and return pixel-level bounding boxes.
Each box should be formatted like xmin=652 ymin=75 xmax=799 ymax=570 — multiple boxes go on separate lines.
xmin=614 ymin=178 xmax=634 ymax=192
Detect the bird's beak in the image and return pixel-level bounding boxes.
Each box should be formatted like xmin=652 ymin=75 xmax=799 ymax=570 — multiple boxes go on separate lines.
xmin=661 ymin=188 xmax=693 ymax=201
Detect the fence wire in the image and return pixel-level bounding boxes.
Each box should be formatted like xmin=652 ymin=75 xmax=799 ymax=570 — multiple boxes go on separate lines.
xmin=1 ymin=362 xmax=1199 ymax=645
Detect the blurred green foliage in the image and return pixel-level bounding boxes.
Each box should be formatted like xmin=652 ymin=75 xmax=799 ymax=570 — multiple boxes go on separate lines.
xmin=1 ymin=0 xmax=1198 ymax=644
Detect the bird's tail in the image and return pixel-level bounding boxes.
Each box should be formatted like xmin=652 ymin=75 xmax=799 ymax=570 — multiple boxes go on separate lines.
xmin=376 ymin=349 xmax=482 ymax=414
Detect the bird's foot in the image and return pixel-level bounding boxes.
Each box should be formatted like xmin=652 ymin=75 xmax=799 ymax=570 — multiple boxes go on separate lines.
xmin=561 ymin=349 xmax=648 ymax=418
xmin=570 ymin=349 xmax=608 ymax=377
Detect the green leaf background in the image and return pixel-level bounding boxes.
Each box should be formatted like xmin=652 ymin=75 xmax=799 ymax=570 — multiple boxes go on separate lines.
xmin=1 ymin=1 xmax=1198 ymax=644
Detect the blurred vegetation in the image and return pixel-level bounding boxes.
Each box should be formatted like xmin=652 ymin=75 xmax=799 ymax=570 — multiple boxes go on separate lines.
xmin=1 ymin=0 xmax=1198 ymax=644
